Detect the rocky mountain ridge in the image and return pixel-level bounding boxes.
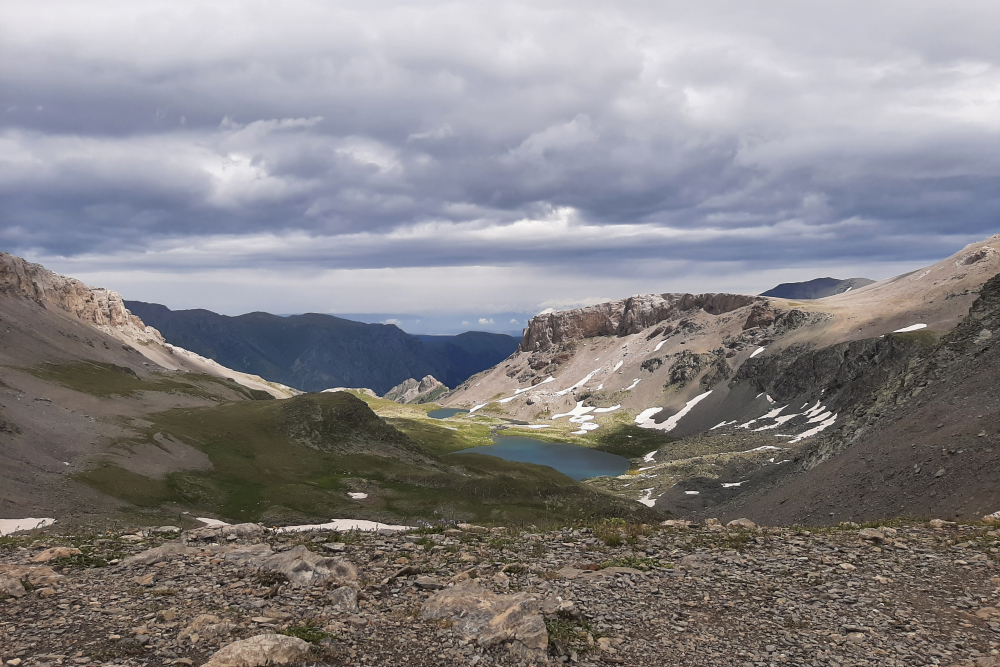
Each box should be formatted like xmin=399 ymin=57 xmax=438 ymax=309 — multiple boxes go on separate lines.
xmin=126 ymin=301 xmax=520 ymax=394
xmin=0 ymin=252 xmax=159 ymax=344
xmin=521 ymin=293 xmax=762 ymax=353
xmin=0 ymin=253 xmax=296 ymax=399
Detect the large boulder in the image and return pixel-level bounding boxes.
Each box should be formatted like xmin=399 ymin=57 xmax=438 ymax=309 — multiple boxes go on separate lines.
xmin=221 ymin=523 xmax=266 ymax=539
xmin=421 ymin=579 xmax=548 ymax=662
xmin=0 ymin=574 xmax=26 ymax=598
xmin=203 ymin=634 xmax=311 ymax=667
xmin=222 ymin=543 xmax=274 ymax=564
xmin=0 ymin=564 xmax=63 ymax=588
xmin=123 ymin=542 xmax=196 ymax=567
xmin=258 ymin=545 xmax=356 ymax=588
xmin=32 ymin=547 xmax=81 ymax=563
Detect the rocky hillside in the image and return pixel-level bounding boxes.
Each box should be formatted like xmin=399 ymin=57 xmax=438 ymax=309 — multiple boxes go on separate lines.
xmin=383 ymin=375 xmax=448 ymax=404
xmin=446 ymin=238 xmax=1000 ymax=440
xmin=0 ymin=253 xmax=296 ymax=399
xmin=126 ymin=301 xmax=520 ymax=394
xmin=1 ymin=518 xmax=999 ymax=666
xmin=761 ymin=277 xmax=875 ymax=299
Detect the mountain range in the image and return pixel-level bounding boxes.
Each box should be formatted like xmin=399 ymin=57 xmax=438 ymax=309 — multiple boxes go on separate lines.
xmin=3 ymin=238 xmax=1000 ymax=530
xmin=124 ymin=301 xmax=520 ymax=394
xmin=0 ymin=252 xmax=648 ymax=527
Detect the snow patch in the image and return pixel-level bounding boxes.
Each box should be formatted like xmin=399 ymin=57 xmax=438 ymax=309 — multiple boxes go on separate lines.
xmin=0 ymin=518 xmax=56 ymax=536
xmin=749 ymin=347 xmax=766 ymax=359
xmin=721 ymin=481 xmax=748 ymax=488
xmin=893 ymin=323 xmax=927 ymax=333
xmin=469 ymin=403 xmax=488 ymax=413
xmin=684 ymin=491 xmax=700 ymax=495
xmin=612 ymin=360 xmax=623 ymax=372
xmin=710 ymin=420 xmax=737 ymax=430
xmin=277 ymin=519 xmax=413 ymax=533
xmin=196 ymin=517 xmax=229 ymax=528
xmin=654 ymin=340 xmax=667 ymax=352
xmin=624 ymin=378 xmax=641 ymax=391
xmin=524 ymin=424 xmax=551 ymax=429
xmin=555 ymin=371 xmax=598 ymax=396
xmin=643 ymin=450 xmax=657 ymax=463
xmin=348 ymin=492 xmax=368 ymax=500
xmin=635 ymin=391 xmax=713 ymax=432
xmin=637 ymin=488 xmax=656 ymax=507
xmin=498 ymin=395 xmax=517 ymax=404
xmin=593 ymin=404 xmax=621 ymax=413
xmin=552 ymin=402 xmax=596 ymax=420
xmin=737 ymin=405 xmax=787 ymax=429
xmin=789 ymin=414 xmax=838 ymax=443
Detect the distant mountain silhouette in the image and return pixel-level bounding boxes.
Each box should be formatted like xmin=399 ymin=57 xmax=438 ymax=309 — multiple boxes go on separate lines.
xmin=125 ymin=301 xmax=519 ymax=394
xmin=760 ymin=277 xmax=874 ymax=299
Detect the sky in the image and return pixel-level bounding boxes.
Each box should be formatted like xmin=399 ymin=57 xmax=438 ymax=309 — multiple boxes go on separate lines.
xmin=3 ymin=1 xmax=1000 ymax=333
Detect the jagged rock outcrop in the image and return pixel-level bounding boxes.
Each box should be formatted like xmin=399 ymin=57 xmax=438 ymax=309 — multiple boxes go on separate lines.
xmin=383 ymin=375 xmax=449 ymax=403
xmin=520 ymin=292 xmax=762 ymax=352
xmin=0 ymin=252 xmax=161 ymax=343
xmin=421 ymin=579 xmax=549 ymax=662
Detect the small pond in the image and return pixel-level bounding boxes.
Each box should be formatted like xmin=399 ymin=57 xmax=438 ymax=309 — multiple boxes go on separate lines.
xmin=453 ymin=435 xmax=630 ymax=481
xmin=427 ymin=408 xmax=470 ymax=419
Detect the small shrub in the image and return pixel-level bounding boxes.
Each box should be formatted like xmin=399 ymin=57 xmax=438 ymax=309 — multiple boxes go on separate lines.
xmin=279 ymin=619 xmax=331 ymax=644
xmin=599 ymin=556 xmax=663 ymax=571
xmin=255 ymin=571 xmax=289 ymax=587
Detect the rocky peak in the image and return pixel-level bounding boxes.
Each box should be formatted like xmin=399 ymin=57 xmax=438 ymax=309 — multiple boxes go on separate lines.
xmin=383 ymin=374 xmax=449 ymax=404
xmin=0 ymin=252 xmax=161 ymax=343
xmin=520 ymin=292 xmax=763 ymax=352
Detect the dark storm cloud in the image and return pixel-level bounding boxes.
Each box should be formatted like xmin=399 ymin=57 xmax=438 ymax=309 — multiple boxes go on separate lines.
xmin=2 ymin=0 xmax=1000 ymax=310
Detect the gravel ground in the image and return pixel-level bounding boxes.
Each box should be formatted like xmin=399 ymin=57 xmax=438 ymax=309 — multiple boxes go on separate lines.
xmin=2 ymin=520 xmax=999 ymax=666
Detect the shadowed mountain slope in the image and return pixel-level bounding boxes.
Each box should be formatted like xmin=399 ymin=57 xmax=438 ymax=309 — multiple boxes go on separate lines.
xmin=125 ymin=301 xmax=520 ymax=394
xmin=761 ymin=277 xmax=875 ymax=299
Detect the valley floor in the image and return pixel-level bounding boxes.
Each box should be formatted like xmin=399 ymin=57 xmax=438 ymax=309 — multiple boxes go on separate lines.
xmin=2 ymin=520 xmax=999 ymax=666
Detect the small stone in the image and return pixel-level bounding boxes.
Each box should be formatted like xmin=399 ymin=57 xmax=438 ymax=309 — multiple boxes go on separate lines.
xmin=726 ymin=518 xmax=757 ymax=529
xmin=413 ymin=577 xmax=445 ymax=591
xmin=840 ymin=563 xmax=856 ymax=571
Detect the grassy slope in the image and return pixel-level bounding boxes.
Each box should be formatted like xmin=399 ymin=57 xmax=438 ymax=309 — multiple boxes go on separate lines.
xmin=28 ymin=360 xmax=273 ymax=401
xmin=65 ymin=381 xmax=659 ymax=526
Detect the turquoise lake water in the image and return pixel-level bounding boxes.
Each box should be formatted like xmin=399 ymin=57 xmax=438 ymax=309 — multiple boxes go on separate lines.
xmin=454 ymin=435 xmax=630 ymax=481
xmin=427 ymin=408 xmax=470 ymax=419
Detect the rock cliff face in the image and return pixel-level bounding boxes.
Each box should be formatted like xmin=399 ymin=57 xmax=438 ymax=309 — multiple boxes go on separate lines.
xmin=520 ymin=292 xmax=762 ymax=353
xmin=0 ymin=252 xmax=161 ymax=343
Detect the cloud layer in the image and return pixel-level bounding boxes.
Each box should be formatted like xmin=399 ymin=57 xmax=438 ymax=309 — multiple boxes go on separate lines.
xmin=3 ymin=1 xmax=999 ymax=314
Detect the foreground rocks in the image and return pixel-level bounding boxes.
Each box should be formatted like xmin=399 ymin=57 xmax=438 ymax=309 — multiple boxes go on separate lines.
xmin=1 ymin=519 xmax=998 ymax=665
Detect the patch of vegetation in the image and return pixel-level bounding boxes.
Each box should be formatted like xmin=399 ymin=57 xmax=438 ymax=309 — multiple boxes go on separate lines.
xmin=27 ymin=361 xmax=253 ymax=401
xmin=544 ymin=617 xmax=601 ymax=657
xmin=594 ymin=518 xmax=626 ymax=546
xmin=50 ymin=551 xmax=110 ymax=569
xmin=384 ymin=417 xmax=493 ymax=455
xmin=591 ymin=423 xmax=679 ymax=459
xmin=255 ymin=571 xmax=289 ymax=587
xmin=279 ymin=619 xmax=331 ymax=643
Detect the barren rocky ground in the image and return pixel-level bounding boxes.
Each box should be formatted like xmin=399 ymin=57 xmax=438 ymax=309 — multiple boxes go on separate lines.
xmin=2 ymin=519 xmax=1000 ymax=666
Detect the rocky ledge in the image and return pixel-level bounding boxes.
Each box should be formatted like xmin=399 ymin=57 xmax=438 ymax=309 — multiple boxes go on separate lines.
xmin=1 ymin=519 xmax=999 ymax=666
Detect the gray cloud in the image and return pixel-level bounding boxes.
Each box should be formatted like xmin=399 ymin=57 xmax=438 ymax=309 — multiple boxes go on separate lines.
xmin=2 ymin=1 xmax=999 ymax=313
